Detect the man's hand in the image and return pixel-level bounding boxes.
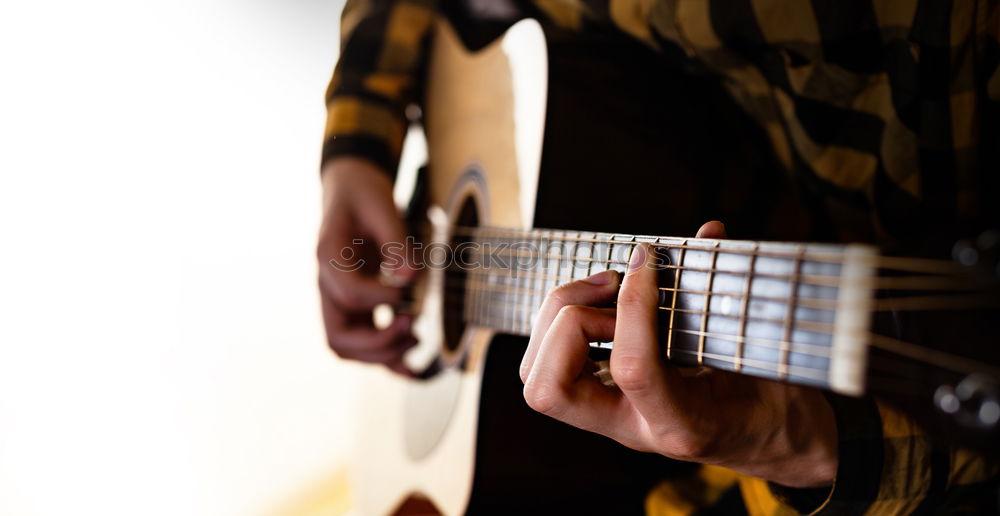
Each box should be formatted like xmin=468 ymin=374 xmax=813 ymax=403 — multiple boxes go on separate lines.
xmin=317 ymin=157 xmax=417 ymax=375
xmin=520 ymin=221 xmax=839 ymax=488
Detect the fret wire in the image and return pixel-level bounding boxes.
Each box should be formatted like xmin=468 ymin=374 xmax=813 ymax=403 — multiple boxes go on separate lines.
xmin=474 ymin=269 xmax=482 ymax=328
xmin=477 ymin=255 xmax=487 ymax=328
xmin=570 ymin=231 xmax=581 ymax=282
xmin=511 ymin=237 xmax=521 ymax=333
xmin=524 ymin=234 xmax=538 ymax=332
xmin=530 ymin=232 xmax=542 ymax=329
xmin=666 ymin=240 xmax=686 ymax=360
xmin=584 ymin=231 xmax=594 ymax=278
xmin=624 ymin=235 xmax=637 ymax=276
xmin=510 ymin=235 xmax=520 ymax=332
xmin=542 ymin=234 xmax=551 ymax=303
xmin=514 ymin=234 xmax=523 ymax=333
xmin=779 ymin=248 xmax=805 ymax=379
xmin=603 ymin=233 xmax=614 ymax=272
xmin=602 ymin=234 xmax=615 ymax=350
xmin=494 ymin=235 xmax=510 ymax=329
xmin=480 ymin=235 xmax=490 ymax=329
xmin=480 ymin=259 xmax=491 ymax=328
xmin=462 ymin=267 xmax=473 ymax=325
xmin=469 ymin=249 xmax=480 ymax=326
xmin=734 ymin=243 xmax=758 ymax=372
xmin=553 ymin=230 xmax=565 ymax=324
xmin=698 ymin=242 xmax=721 ymax=365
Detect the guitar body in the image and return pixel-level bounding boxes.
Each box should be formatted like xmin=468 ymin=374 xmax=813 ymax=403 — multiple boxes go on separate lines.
xmin=348 ymin=18 xmax=539 ymax=515
xmin=350 ymin=19 xmax=677 ymax=515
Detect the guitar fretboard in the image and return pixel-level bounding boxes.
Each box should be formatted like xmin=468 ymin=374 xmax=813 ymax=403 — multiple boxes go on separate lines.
xmin=458 ymin=227 xmax=876 ymax=396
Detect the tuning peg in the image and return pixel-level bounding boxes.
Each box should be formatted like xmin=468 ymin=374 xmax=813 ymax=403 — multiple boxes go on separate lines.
xmin=952 ymin=239 xmax=980 ymax=266
xmin=935 ymin=374 xmax=1000 ymax=429
xmin=953 ymin=230 xmax=1000 ymax=278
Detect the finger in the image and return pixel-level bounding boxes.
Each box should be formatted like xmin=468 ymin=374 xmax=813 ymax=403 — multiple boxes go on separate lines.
xmin=611 ymin=243 xmax=683 ymax=426
xmin=356 ymin=184 xmax=418 ymax=283
xmin=339 ymin=335 xmax=418 ymax=364
xmin=523 ymin=305 xmax=631 ymax=436
xmin=696 ymin=220 xmax=727 ymax=239
xmin=320 ymin=289 xmax=413 ymax=356
xmin=318 ymin=222 xmax=405 ymax=309
xmin=520 ymin=269 xmax=619 ymax=382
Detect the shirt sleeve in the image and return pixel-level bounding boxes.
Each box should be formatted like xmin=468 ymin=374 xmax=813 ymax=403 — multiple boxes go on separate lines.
xmin=321 ymin=0 xmax=438 ymax=178
xmin=760 ymin=395 xmax=1000 ymax=515
xmin=647 ymin=395 xmax=999 ymax=515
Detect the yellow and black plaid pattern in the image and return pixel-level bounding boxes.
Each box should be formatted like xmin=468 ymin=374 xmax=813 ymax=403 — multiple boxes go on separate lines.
xmin=646 ymin=396 xmax=1000 ymax=515
xmin=324 ymin=1 xmax=1000 ymax=513
xmin=324 ymin=0 xmax=999 ymax=243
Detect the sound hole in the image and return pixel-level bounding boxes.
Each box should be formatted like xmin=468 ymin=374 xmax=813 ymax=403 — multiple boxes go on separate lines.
xmin=443 ymin=196 xmax=478 ymax=353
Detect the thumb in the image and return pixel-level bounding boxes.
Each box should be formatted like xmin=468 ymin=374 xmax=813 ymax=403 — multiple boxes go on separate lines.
xmin=358 ymin=187 xmax=417 ymax=283
xmin=696 ymin=220 xmax=727 ymax=239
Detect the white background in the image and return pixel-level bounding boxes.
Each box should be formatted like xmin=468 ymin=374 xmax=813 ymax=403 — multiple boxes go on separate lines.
xmin=0 ymin=1 xmax=366 ymax=514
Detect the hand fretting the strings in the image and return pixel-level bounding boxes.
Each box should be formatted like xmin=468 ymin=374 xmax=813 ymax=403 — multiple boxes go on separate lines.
xmin=448 ymin=225 xmax=1000 ymax=395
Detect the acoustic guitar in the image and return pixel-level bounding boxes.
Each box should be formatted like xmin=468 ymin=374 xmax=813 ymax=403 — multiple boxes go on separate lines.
xmin=343 ymin=18 xmax=1000 ymax=515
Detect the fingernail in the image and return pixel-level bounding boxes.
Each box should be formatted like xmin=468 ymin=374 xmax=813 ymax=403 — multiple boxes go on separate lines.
xmin=583 ymin=269 xmax=617 ymax=285
xmin=628 ymin=243 xmax=647 ymax=272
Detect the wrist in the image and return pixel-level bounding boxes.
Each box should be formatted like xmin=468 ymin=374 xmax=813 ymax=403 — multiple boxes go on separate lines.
xmin=768 ymin=387 xmax=839 ymax=488
xmin=320 ymin=156 xmax=394 ymax=205
xmin=726 ymin=386 xmax=838 ymax=488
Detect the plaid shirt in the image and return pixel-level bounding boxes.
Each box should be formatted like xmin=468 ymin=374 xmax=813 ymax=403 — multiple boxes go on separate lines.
xmin=324 ymin=1 xmax=1000 ymax=513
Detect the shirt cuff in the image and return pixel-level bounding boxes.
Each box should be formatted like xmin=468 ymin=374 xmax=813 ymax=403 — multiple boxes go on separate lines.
xmin=321 ymin=133 xmax=401 ymax=180
xmin=768 ymin=393 xmax=884 ymax=514
xmin=321 ymin=96 xmax=408 ymax=179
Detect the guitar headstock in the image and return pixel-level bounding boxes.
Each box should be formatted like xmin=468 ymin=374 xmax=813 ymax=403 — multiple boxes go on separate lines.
xmin=866 ymin=230 xmax=1000 ymax=454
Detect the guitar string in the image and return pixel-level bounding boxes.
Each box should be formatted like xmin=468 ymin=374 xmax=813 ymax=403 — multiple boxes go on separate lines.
xmin=446 ymin=269 xmax=842 ymax=309
xmin=443 ymin=268 xmax=998 ymax=313
xmin=447 ymin=278 xmax=998 ymax=315
xmin=451 ymin=226 xmax=970 ymax=275
xmin=447 ymin=274 xmax=836 ymax=334
xmin=866 ymin=333 xmax=1000 ymax=378
xmin=451 ymin=289 xmax=997 ymax=379
xmin=450 ymin=246 xmax=989 ymax=293
xmin=459 ymin=304 xmax=837 ymax=375
xmin=442 ymin=271 xmax=999 ymax=378
xmin=454 ymin=290 xmax=839 ymax=361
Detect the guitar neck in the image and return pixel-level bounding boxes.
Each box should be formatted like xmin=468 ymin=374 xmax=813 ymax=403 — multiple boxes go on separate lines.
xmin=461 ymin=227 xmax=877 ymax=396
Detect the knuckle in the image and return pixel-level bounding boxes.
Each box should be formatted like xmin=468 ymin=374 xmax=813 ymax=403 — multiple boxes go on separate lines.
xmin=334 ymin=286 xmax=364 ymax=307
xmin=667 ymin=435 xmax=714 ymax=462
xmin=611 ymin=356 xmax=651 ymax=393
xmin=555 ymin=304 xmax=587 ymax=323
xmin=546 ymin=284 xmax=572 ymax=308
xmin=615 ymin=287 xmax=650 ymax=309
xmin=522 ymin=380 xmax=566 ymax=417
xmin=371 ymin=330 xmax=398 ymax=350
xmin=518 ymin=362 xmax=530 ymax=384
